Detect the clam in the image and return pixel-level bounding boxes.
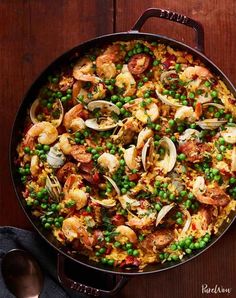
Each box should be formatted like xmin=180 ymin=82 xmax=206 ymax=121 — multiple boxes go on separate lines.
xmin=85 ymin=100 xmax=120 ymax=131
xmin=104 ymin=175 xmax=120 ymax=196
xmin=196 ymin=119 xmax=227 ymax=130
xmin=181 ymin=208 xmax=191 ymax=234
xmin=160 ymin=70 xmax=178 ymax=84
xmin=221 ymin=126 xmax=236 ymax=144
xmin=141 ymin=137 xmax=154 ymax=171
xmin=231 ymin=147 xmax=236 ymax=171
xmin=118 ymin=195 xmax=140 ymax=210
xmin=156 ymin=89 xmax=182 ymax=107
xmin=179 ymin=128 xmax=200 ymax=145
xmin=46 ymin=144 xmax=66 ymax=169
xmin=156 ymin=203 xmax=175 ymax=227
xmin=174 ymin=106 xmax=194 ymax=121
xmin=30 ymin=98 xmax=64 ymax=127
xmin=45 ymin=174 xmax=62 ymax=202
xmin=124 ymin=145 xmax=140 ymax=170
xmin=157 ymin=137 xmax=177 ymax=173
xmin=192 ymin=176 xmax=206 ymax=197
xmin=91 ymin=197 xmax=116 ymax=208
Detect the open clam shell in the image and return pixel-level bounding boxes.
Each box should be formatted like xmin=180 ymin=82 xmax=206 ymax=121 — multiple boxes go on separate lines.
xmin=124 ymin=145 xmax=140 ymax=170
xmin=45 ymin=174 xmax=62 ymax=202
xmin=156 ymin=90 xmax=182 ymax=107
xmin=141 ymin=137 xmax=154 ymax=171
xmin=104 ymin=175 xmax=120 ymax=196
xmin=46 ymin=144 xmax=66 ymax=169
xmin=156 ymin=203 xmax=175 ymax=227
xmin=157 ymin=137 xmax=177 ymax=173
xmin=179 ymin=128 xmax=200 ymax=145
xmin=30 ymin=98 xmax=64 ymax=127
xmin=85 ymin=100 xmax=120 ymax=131
xmin=196 ymin=119 xmax=227 ymax=130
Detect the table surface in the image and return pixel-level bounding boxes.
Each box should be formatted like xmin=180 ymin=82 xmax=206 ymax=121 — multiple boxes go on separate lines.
xmin=0 ymin=1 xmax=235 ymax=297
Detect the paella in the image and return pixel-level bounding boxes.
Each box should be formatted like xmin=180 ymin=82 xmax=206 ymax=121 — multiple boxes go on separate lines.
xmin=16 ymin=40 xmax=236 ymax=270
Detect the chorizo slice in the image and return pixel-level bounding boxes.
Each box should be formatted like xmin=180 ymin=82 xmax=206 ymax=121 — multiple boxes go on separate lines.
xmin=178 ymin=141 xmax=211 ymax=163
xmin=56 ymin=162 xmax=77 ymax=183
xmin=197 ymin=186 xmax=230 ymax=207
xmin=71 ymin=145 xmax=92 ymax=163
xmin=128 ymin=53 xmax=151 ymax=75
xmin=141 ymin=229 xmax=174 ymax=252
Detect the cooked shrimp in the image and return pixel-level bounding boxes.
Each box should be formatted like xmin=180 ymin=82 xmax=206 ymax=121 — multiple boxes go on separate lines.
xmin=30 ymin=155 xmax=40 ymax=176
xmin=25 ymin=121 xmax=58 ymax=148
xmin=56 ymin=162 xmax=76 ymax=183
xmin=124 ymin=145 xmax=140 ymax=170
xmin=73 ymin=57 xmax=99 ymax=83
xmin=96 ymin=54 xmax=117 ymax=79
xmin=126 ymin=212 xmax=156 ymax=229
xmin=59 ymin=76 xmax=74 ymax=91
xmin=114 ymin=225 xmax=138 ymax=244
xmin=181 ymin=66 xmax=212 ymax=80
xmin=63 ymin=174 xmax=88 ymax=210
xmin=63 ymin=104 xmax=86 ymax=131
xmin=112 ymin=117 xmax=140 ymax=145
xmin=97 ymin=153 xmax=119 ymax=174
xmin=59 ymin=133 xmax=73 ymax=155
xmin=115 ymin=65 xmax=136 ymax=96
xmin=136 ymin=127 xmax=154 ymax=149
xmin=124 ymin=98 xmax=159 ymax=124
xmin=62 ymin=216 xmax=95 ymax=249
xmin=90 ymin=82 xmax=106 ymax=100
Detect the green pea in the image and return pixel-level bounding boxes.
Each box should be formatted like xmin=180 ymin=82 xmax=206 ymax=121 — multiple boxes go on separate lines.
xmin=229 ymin=177 xmax=236 ymax=184
xmin=216 ymin=154 xmax=223 ymax=161
xmin=169 ymin=193 xmax=176 ymax=201
xmin=107 ymin=259 xmax=114 ymax=266
xmin=185 ymin=248 xmax=192 ymax=254
xmin=175 ymin=63 xmax=181 ymax=71
xmin=24 ymin=147 xmax=30 ymax=154
xmin=153 ymin=59 xmax=160 ymax=66
xmin=101 ymin=257 xmax=107 ymax=264
xmin=162 ymin=89 xmax=169 ymax=95
xmin=204 ymin=81 xmax=211 ymax=87
xmin=155 ymin=124 xmax=161 ymax=131
xmin=99 ymin=247 xmax=106 ymax=254
xmin=185 ymin=200 xmax=191 ymax=208
xmin=155 ymin=203 xmax=162 ymax=211
xmin=180 ymin=95 xmax=187 ymax=100
xmin=180 ymin=190 xmax=187 ymax=197
xmin=199 ymin=240 xmax=206 ymax=248
xmin=44 ymin=223 xmax=51 ymax=229
xmin=133 ymin=249 xmax=139 ymax=257
xmin=107 ymin=85 xmax=114 ymax=91
xmin=171 ymin=244 xmax=177 ymax=250
xmin=211 ymin=90 xmax=218 ymax=98
xmin=189 ymin=92 xmax=195 ymax=99
xmin=114 ymin=241 xmax=121 ymax=248
xmin=178 ymin=153 xmax=186 ymax=161
xmin=127 ymin=248 xmax=133 ymax=255
xmin=168 ymin=119 xmax=175 ymax=127
xmin=176 ymin=218 xmax=183 ymax=225
xmin=43 ymin=145 xmax=50 ymax=152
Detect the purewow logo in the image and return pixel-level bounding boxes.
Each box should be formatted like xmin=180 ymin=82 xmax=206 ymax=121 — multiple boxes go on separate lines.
xmin=202 ymin=284 xmax=232 ymax=294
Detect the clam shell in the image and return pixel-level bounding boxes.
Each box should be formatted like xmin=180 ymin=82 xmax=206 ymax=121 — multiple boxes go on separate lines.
xmin=85 ymin=100 xmax=120 ymax=131
xmin=104 ymin=175 xmax=120 ymax=196
xmin=118 ymin=195 xmax=140 ymax=210
xmin=157 ymin=137 xmax=177 ymax=173
xmin=46 ymin=144 xmax=66 ymax=169
xmin=136 ymin=127 xmax=154 ymax=149
xmin=30 ymin=98 xmax=64 ymax=127
xmin=91 ymin=197 xmax=116 ymax=208
xmin=87 ymin=100 xmax=120 ymax=114
xmin=156 ymin=90 xmax=182 ymax=107
xmin=141 ymin=137 xmax=154 ymax=171
xmin=156 ymin=203 xmax=175 ymax=226
xmin=181 ymin=208 xmax=191 ymax=234
xmin=202 ymin=103 xmax=225 ymax=110
xmin=196 ymin=119 xmax=227 ymax=130
xmin=221 ymin=126 xmax=236 ymax=144
xmin=179 ymin=128 xmax=200 ymax=145
xmin=45 ymin=174 xmax=62 ymax=202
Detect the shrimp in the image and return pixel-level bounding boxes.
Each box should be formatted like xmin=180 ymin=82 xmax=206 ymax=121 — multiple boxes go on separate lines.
xmin=63 ymin=104 xmax=86 ymax=131
xmin=181 ymin=66 xmax=212 ymax=80
xmin=96 ymin=54 xmax=117 ymax=79
xmin=25 ymin=121 xmax=58 ymax=148
xmin=90 ymin=82 xmax=106 ymax=100
xmin=30 ymin=155 xmax=40 ymax=176
xmin=124 ymin=98 xmax=159 ymax=124
xmin=59 ymin=76 xmax=74 ymax=91
xmin=63 ymin=174 xmax=88 ymax=210
xmin=59 ymin=133 xmax=73 ymax=155
xmin=112 ymin=117 xmax=140 ymax=145
xmin=123 ymin=145 xmax=140 ymax=170
xmin=97 ymin=153 xmax=119 ymax=174
xmin=56 ymin=162 xmax=76 ymax=183
xmin=126 ymin=212 xmax=156 ymax=229
xmin=114 ymin=225 xmax=138 ymax=244
xmin=115 ymin=65 xmax=136 ymax=96
xmin=73 ymin=57 xmax=99 ymax=83
xmin=62 ymin=216 xmax=95 ymax=249
xmin=136 ymin=127 xmax=154 ymax=149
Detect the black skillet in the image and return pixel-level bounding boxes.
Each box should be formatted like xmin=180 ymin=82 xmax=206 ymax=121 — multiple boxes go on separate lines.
xmin=10 ymin=8 xmax=236 ymax=296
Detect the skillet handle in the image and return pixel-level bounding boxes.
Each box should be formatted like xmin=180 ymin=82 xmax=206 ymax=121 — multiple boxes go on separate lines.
xmin=131 ymin=8 xmax=204 ymax=53
xmin=57 ymin=253 xmax=129 ymax=296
